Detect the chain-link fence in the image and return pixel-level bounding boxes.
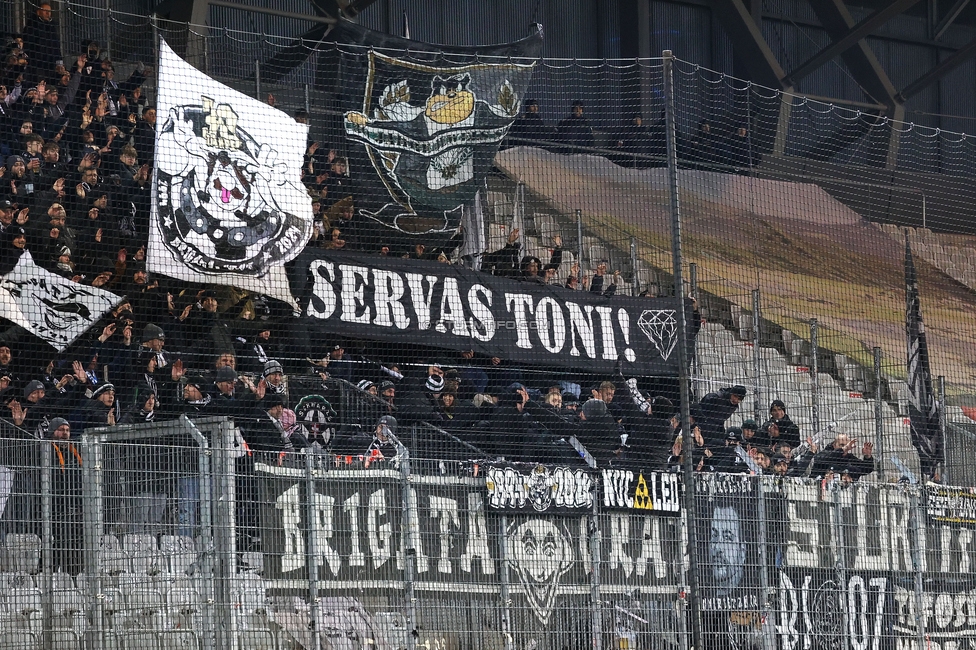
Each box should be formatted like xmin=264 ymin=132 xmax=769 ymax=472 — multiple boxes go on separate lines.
xmin=1 ymin=416 xmax=974 ymax=649
xmin=2 ymin=2 xmax=976 ymax=647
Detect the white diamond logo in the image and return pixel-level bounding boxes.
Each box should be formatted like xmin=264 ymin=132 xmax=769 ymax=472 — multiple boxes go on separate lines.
xmin=638 ymin=310 xmax=678 ymax=360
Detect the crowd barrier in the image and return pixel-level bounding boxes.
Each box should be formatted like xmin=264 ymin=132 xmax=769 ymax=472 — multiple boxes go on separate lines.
xmin=0 ymin=416 xmax=972 ymax=649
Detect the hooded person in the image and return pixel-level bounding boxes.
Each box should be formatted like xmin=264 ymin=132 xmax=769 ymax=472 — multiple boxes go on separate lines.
xmin=120 ymin=382 xmax=157 ymax=424
xmin=696 ymin=385 xmax=747 ymax=445
xmin=576 ymin=398 xmax=624 ymax=463
xmin=0 ymin=225 xmax=27 ymax=274
xmin=518 ymin=237 xmax=563 ymax=284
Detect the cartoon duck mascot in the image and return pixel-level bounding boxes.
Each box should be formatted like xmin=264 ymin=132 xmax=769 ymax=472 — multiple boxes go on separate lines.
xmin=344 ymin=66 xmax=526 ymax=236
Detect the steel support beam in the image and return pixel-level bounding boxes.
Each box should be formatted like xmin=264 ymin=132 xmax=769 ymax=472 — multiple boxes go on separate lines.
xmin=208 ymin=0 xmax=335 ymax=24
xmin=806 ymin=0 xmax=902 ymax=109
xmin=896 ymin=35 xmax=976 ymax=100
xmin=785 ymin=0 xmax=923 ymax=85
xmin=934 ymin=0 xmax=972 ymax=38
xmin=707 ymin=0 xmax=789 ymax=89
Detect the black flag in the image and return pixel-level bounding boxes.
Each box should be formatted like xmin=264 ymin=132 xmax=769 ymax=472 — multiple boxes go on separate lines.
xmin=905 ymin=236 xmax=941 ymax=479
xmin=332 ymin=19 xmax=543 ymax=253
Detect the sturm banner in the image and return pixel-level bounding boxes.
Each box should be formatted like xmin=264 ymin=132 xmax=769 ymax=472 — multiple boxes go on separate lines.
xmin=333 ymin=19 xmax=543 ymax=252
xmin=253 ymin=463 xmax=976 ymax=648
xmin=150 ymin=39 xmax=314 ymax=307
xmin=291 ymin=248 xmax=690 ymax=375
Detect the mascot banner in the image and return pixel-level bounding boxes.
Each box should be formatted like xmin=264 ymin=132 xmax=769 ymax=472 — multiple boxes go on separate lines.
xmin=333 ymin=20 xmax=543 ymax=252
xmin=149 ymin=38 xmax=314 ymax=306
xmin=0 ymin=252 xmax=121 ymax=351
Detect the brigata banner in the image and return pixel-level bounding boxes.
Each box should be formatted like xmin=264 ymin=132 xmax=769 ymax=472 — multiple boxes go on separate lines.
xmin=290 ymin=248 xmax=690 ymax=375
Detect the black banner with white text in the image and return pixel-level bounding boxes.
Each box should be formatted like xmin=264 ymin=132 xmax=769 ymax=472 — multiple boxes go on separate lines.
xmin=290 ymin=249 xmax=690 ymax=375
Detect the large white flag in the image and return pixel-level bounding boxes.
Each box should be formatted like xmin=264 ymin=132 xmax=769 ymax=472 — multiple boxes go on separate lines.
xmin=149 ymin=39 xmax=314 ymax=307
xmin=0 ymin=252 xmax=121 ymax=352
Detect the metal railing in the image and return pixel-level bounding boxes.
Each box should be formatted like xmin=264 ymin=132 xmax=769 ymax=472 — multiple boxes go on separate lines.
xmin=0 ymin=417 xmax=971 ymax=649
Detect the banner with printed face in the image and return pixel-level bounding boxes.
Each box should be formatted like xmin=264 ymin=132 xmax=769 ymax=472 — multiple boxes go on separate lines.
xmin=0 ymin=251 xmax=121 ymax=351
xmin=150 ymin=39 xmax=313 ymax=307
xmin=333 ymin=20 xmax=543 ymax=253
xmin=291 ymin=248 xmax=691 ymax=376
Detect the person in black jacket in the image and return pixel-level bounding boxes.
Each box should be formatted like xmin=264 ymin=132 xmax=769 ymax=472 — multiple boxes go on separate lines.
xmin=80 ymin=382 xmax=117 ymax=429
xmin=557 ymin=100 xmax=595 ymax=152
xmin=504 ymin=99 xmax=554 ymax=148
xmin=809 ymin=433 xmax=874 ymax=481
xmin=696 ymin=385 xmax=747 ymax=446
xmin=759 ymin=399 xmax=801 ymax=449
xmin=48 ymin=416 xmax=85 ymax=574
xmin=22 ymin=3 xmax=62 ymax=85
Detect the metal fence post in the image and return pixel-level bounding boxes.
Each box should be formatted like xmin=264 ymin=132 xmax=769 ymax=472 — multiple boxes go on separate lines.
xmin=305 ymin=448 xmax=322 ymax=650
xmin=576 ymin=209 xmax=584 ymax=287
xmin=757 ymin=475 xmax=775 ymax=650
xmin=214 ymin=420 xmax=239 ymax=650
xmin=873 ymin=347 xmax=885 ymax=478
xmin=689 ymin=262 xmax=698 ymax=301
xmin=589 ymin=498 xmax=602 ymax=650
xmin=400 ymin=445 xmax=417 ymax=648
xmin=830 ymin=485 xmax=851 ymax=650
xmin=184 ymin=418 xmax=216 ymax=650
xmin=498 ymin=514 xmax=513 ymax=650
xmin=630 ymin=237 xmax=639 ymax=295
xmin=810 ymin=319 xmax=820 ymax=436
xmin=938 ymin=376 xmax=947 ymax=479
xmin=304 ymin=83 xmax=311 ymax=114
xmin=752 ymin=289 xmax=762 ymax=422
xmin=663 ymin=48 xmax=702 ymax=650
xmin=908 ymin=487 xmax=927 ymax=650
xmin=40 ymin=438 xmax=52 ymax=649
xmin=81 ymin=435 xmax=106 ymax=650
xmin=255 ymin=58 xmax=261 ymax=99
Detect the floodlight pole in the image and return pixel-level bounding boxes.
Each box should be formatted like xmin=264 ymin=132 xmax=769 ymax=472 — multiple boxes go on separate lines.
xmin=663 ymin=49 xmax=702 ymax=650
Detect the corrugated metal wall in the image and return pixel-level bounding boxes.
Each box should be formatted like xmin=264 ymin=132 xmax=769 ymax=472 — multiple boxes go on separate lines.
xmin=9 ymin=0 xmax=975 ymax=129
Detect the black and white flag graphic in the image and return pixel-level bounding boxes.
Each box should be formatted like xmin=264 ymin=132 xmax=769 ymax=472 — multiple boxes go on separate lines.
xmin=0 ymin=252 xmax=121 ymax=351
xmin=150 ymin=39 xmax=313 ymax=306
xmin=905 ymin=236 xmax=941 ymax=479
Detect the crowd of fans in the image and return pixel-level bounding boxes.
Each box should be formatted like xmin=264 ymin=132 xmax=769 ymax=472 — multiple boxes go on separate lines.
xmin=503 ymin=98 xmax=761 ymax=168
xmin=0 ymin=4 xmax=874 ymax=487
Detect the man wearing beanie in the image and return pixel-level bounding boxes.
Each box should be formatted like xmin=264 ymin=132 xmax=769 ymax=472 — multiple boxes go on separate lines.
xmin=760 ymin=399 xmax=801 ymax=449
xmin=262 ymin=360 xmax=287 ymax=397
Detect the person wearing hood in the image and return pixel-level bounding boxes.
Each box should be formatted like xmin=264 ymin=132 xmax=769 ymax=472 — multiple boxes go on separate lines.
xmin=759 ymin=399 xmax=801 ymax=449
xmin=696 ymin=385 xmax=747 ymax=445
xmin=0 ymin=225 xmax=27 ymax=274
xmin=74 ymin=194 xmax=114 ymax=269
xmin=3 ymin=155 xmax=30 ymax=200
xmin=120 ymin=383 xmax=156 ymax=424
xmin=519 ymin=234 xmax=563 ymax=284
